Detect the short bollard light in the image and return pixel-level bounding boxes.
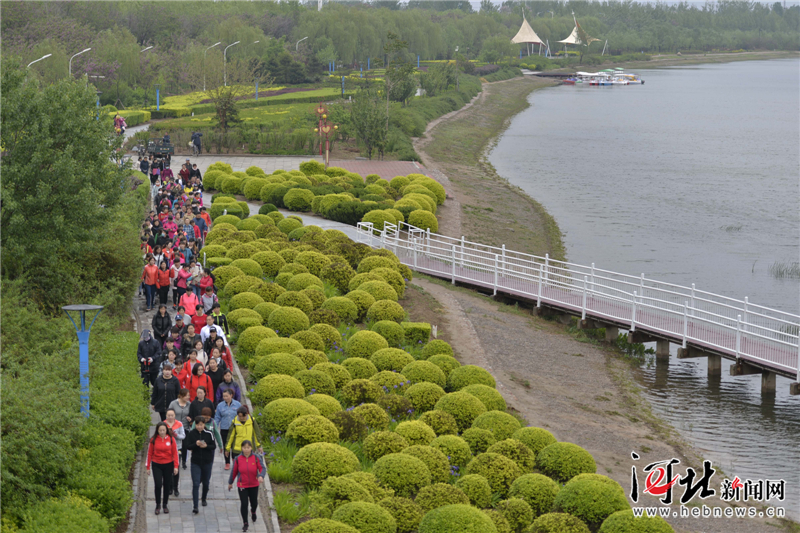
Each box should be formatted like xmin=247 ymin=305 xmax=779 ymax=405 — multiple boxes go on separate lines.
xmin=62 ymin=304 xmax=104 ymax=417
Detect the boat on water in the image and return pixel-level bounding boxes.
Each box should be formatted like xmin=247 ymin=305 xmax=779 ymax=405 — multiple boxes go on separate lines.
xmin=565 ymin=68 xmax=644 ymax=86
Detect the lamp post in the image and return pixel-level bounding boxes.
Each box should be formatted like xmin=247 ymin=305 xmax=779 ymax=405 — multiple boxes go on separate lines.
xmin=314 ymin=118 xmax=338 ymax=168
xmin=203 ymin=42 xmax=221 ymax=92
xmin=27 ymin=53 xmax=52 ymax=68
xmin=296 ymin=36 xmax=308 ymax=51
xmin=224 ymin=41 xmax=240 ymax=87
xmin=154 ymin=83 xmax=161 ymax=111
xmin=62 ymin=304 xmax=104 ymax=417
xmin=69 ymin=48 xmax=92 ymax=78
xmin=314 ymin=103 xmax=327 ymax=156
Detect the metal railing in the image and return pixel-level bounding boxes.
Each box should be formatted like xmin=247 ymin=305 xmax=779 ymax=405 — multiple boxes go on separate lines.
xmin=356 ymin=221 xmax=800 ymax=381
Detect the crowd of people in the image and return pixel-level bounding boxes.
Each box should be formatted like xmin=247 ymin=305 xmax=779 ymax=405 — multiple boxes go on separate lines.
xmin=139 ymin=158 xmax=265 ymax=532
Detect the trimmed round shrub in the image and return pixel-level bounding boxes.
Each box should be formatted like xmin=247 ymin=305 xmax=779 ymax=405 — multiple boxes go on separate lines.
xmin=268 ymin=306 xmax=310 ymax=337
xmin=373 ymin=453 xmax=431 ymax=498
xmin=348 ymin=272 xmax=384 ymax=292
xmin=447 ymin=365 xmax=496 ymax=391
xmin=206 ymin=256 xmax=233 ymax=267
xmin=408 ymin=210 xmax=438 ymax=232
xmin=431 ymin=435 xmax=472 ymax=468
xmin=296 ymin=251 xmax=333 ymax=277
xmin=328 ymin=410 xmax=369 ymax=442
xmin=377 ymin=394 xmax=414 ymax=420
xmin=251 ymin=374 xmax=305 ymax=407
xmin=357 ymin=256 xmax=399 ymax=275
xmin=417 ymin=504 xmax=497 ymax=533
xmin=361 ymin=210 xmax=397 ymax=232
xmin=255 ymin=337 xmax=304 ymax=358
xmin=275 ymin=291 xmax=314 ymax=316
xmin=485 ymin=510 xmax=513 ymax=533
xmin=364 ymin=431 xmax=409 ymax=461
xmin=278 ymin=217 xmax=304 ymax=235
xmin=304 ymin=393 xmax=343 ymax=417
xmin=552 ymin=478 xmax=630 ymax=532
xmin=378 ymin=497 xmax=423 ymax=533
xmin=229 ymin=291 xmax=265 ymax=311
xmin=366 ymin=300 xmax=406 ymax=324
xmin=509 ymin=474 xmax=560 ymax=519
xmin=227 ymin=243 xmax=259 ymax=261
xmin=251 ymin=281 xmax=286 ymax=303
xmin=311 ymin=476 xmax=374 ymax=519
xmin=401 ymin=361 xmax=446 ymax=388
xmin=455 ymin=475 xmax=493 ymax=508
xmin=284 ymin=188 xmax=316 ymax=211
xmin=401 ymin=445 xmax=449 ymax=484
xmin=228 ymin=308 xmax=263 ymax=330
xmin=497 ymin=498 xmax=533 ymax=533
xmin=308 ymin=309 xmax=340 ymax=328
xmin=404 ymin=382 xmax=445 ymax=413
xmin=512 ymin=428 xmax=557 ymax=458
xmin=286 ymin=414 xmax=340 ymax=447
xmin=370 ymin=348 xmax=414 ymax=373
xmin=312 ymin=362 xmax=353 ymax=390
xmin=598 ymin=510 xmax=673 ymax=533
xmin=291 ymin=330 xmax=325 ymax=352
xmin=262 ymin=398 xmax=320 ymax=435
xmin=230 ymin=258 xmax=264 ymax=278
xmin=461 ymin=428 xmax=497 ymax=455
xmin=371 ymin=320 xmax=405 ymax=347
xmin=357 ymin=280 xmax=398 ymax=302
xmin=421 ymin=340 xmax=454 ymax=359
xmin=239 ymin=217 xmax=265 ymax=232
xmin=199 ymin=244 xmax=227 ymax=259
xmin=341 ymin=357 xmax=378 ymax=380
xmin=237 ymin=316 xmax=263 ymax=331
xmin=419 ymin=410 xmax=459 ymax=436
xmin=321 ymin=262 xmax=357 ymax=294
xmin=275 ymin=272 xmax=294 ymax=288
xmin=347 ymin=330 xmax=390 ymax=359
xmin=370 ymin=371 xmax=410 ymax=395
xmin=254 ymin=302 xmax=281 ymax=322
xmin=465 ymin=453 xmax=522 ymax=496
xmin=303 ymin=287 xmax=328 ymax=310
xmin=472 ymin=411 xmax=522 ymax=441
xmin=339 ymin=377 xmax=385 ymax=406
xmin=434 ymin=392 xmax=487 ymax=432
xmin=292 ymin=442 xmax=360 ymax=487
xmin=415 ymin=483 xmax=469 ymax=513
xmin=331 ymin=502 xmax=397 ymax=533
xmin=238 ymin=326 xmax=277 ymax=355
xmin=267 ymin=210 xmax=285 ymax=223
xmin=566 ymin=474 xmax=624 ymax=496
xmin=462 ymin=384 xmax=506 ymax=412
xmin=344 ymin=290 xmax=376 ymax=321
xmin=321 ymin=296 xmax=359 ymax=323
xmin=254 ymin=353 xmax=307 ymax=380
xmin=353 ymin=403 xmax=391 ymax=430
xmin=369 ymin=268 xmax=406 ymax=299
xmin=288 ymin=273 xmax=325 ymax=292
xmin=211 ymin=265 xmax=245 ymax=289
xmin=528 ymin=513 xmax=591 ymax=533
xmin=251 ymin=251 xmax=286 ymax=277
xmin=294 ymin=369 xmax=337 ymax=396
xmin=394 ymin=421 xmax=436 ymax=447
xmin=310 ymin=324 xmax=343 ymax=349
xmin=225 ymin=275 xmax=263 ymax=297
xmin=402 ymin=322 xmax=431 ymax=345
xmin=342 ymin=471 xmax=394 ymax=503
xmin=535 ymin=443 xmax=596 ymax=483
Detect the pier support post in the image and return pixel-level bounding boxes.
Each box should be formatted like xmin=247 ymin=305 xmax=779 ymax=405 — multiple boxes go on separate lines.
xmin=761 ymin=372 xmax=776 ymax=395
xmin=730 ymin=362 xmax=761 ymax=376
xmin=790 ymin=382 xmax=800 ymax=396
xmin=605 ymin=326 xmax=619 ymax=343
xmin=655 ymin=340 xmax=670 ymax=360
xmin=707 ymin=354 xmax=722 ymax=377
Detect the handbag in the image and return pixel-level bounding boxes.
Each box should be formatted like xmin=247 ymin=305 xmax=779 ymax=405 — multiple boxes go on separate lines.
xmin=188 ymin=141 xmax=193 ymax=147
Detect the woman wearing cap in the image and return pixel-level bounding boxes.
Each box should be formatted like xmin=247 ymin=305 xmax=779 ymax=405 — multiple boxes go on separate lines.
xmin=228 ymin=439 xmax=265 ymax=532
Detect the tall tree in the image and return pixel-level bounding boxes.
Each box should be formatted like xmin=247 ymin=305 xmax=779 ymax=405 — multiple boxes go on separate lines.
xmin=350 ymin=89 xmax=387 ymax=160
xmin=383 ymin=32 xmax=416 ymax=131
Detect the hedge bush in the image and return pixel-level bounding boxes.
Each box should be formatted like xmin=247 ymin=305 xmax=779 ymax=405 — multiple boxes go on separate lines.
xmin=378 ymin=497 xmax=423 ymax=533
xmin=320 ymin=296 xmax=359 ymax=323
xmin=320 ymin=262 xmax=357 ymax=294
xmin=331 ymin=501 xmax=398 ymax=533
xmin=401 ymin=322 xmax=431 ymax=345
xmin=404 ymin=382 xmax=446 ymax=413
xmin=340 ymin=378 xmax=384 ymax=406
xmin=286 ymin=414 xmax=340 ymax=447
xmin=278 ymin=217 xmax=304 ymax=235
xmin=229 ymin=291 xmax=265 ymax=311
xmin=296 ymin=251 xmax=333 ymax=276
xmin=275 ymin=291 xmax=315 ymax=316
xmin=255 ymin=337 xmax=304 ymax=358
xmin=251 ymin=281 xmax=287 ymax=303
xmin=415 ymin=483 xmax=470 ymax=513
xmin=462 ymin=384 xmax=506 ymax=412
xmin=472 ymin=411 xmax=522 ymax=441
xmin=304 ymin=393 xmax=343 ymax=417
xmin=310 ymin=323 xmax=343 ymax=349
xmin=353 ymin=403 xmax=391 ymax=430
xmin=417 ymin=504 xmax=498 ymax=533
xmin=401 ymin=361 xmax=447 ymax=388
xmin=357 ymin=280 xmax=398 ymax=302
xmin=362 ymin=210 xmax=397 ymax=232
xmin=420 ymin=340 xmax=454 ymax=359
xmin=455 ymin=475 xmax=492 ymax=508
xmin=294 ymin=348 xmax=329 ymax=369
xmin=268 ymin=306 xmax=310 ymax=337
xmin=419 ymin=410 xmax=459 ymax=436
xmin=251 ymin=374 xmax=305 ymax=406
xmin=465 ymin=453 xmax=522 ymax=495
xmin=20 ymin=495 xmax=109 ymax=533
xmin=211 ymin=265 xmax=245 ymax=288
xmin=369 ymin=268 xmax=406 ymax=299
xmin=228 ymin=308 xmax=263 ymax=330
xmin=302 ymin=287 xmax=327 ymax=311
xmin=363 ymin=431 xmax=410 ymax=461
xmin=237 ymin=326 xmax=277 ymax=356
xmin=251 ymin=251 xmax=286 ymax=278
xmin=349 ymin=272 xmax=384 ymax=292
xmin=370 ymin=348 xmax=415 ymax=373
xmin=370 ymin=371 xmax=410 ymax=394
xmin=341 ymin=357 xmax=379 ymax=380
xmin=512 ymin=428 xmax=557 ymax=458
xmin=551 ymin=478 xmax=629 ymax=532
xmin=225 ymin=275 xmax=263 ymax=298
xmin=343 ymin=471 xmax=394 ymax=503
xmin=377 ymin=394 xmax=414 ymax=420
xmin=291 ymin=442 xmax=360 ymax=487
xmin=344 ymin=290 xmax=376 ymax=321
xmin=430 ymin=435 xmax=472 ymax=468
xmin=288 ymin=273 xmax=325 ymax=292
xmin=346 ymin=330 xmax=390 ymax=359
xmin=535 ymin=443 xmax=596 ymax=483
xmin=366 ymin=300 xmax=406 ymax=324
xmin=294 ymin=369 xmax=337 ymax=396
xmin=527 ymin=513 xmax=591 ymax=533
xmin=310 ymin=476 xmax=374 ymax=519
xmin=484 ymin=510 xmax=513 ymax=533
xmin=394 ymin=421 xmax=436 ymax=447
xmin=285 ymin=188 xmax=316 ymax=211
xmin=497 ymin=498 xmax=533 ymax=533
xmin=262 ymin=398 xmax=321 ymax=435
xmin=400 ymin=445 xmax=449 ymax=484
xmin=372 ymin=453 xmax=431 ymax=498
xmin=327 ymin=410 xmax=369 ymax=442
xmin=566 ymin=474 xmax=624 ymax=497
xmin=597 ymin=510 xmax=673 ymax=533
xmin=371 ymin=320 xmax=405 ymax=347
xmin=230 ymin=258 xmax=264 ymax=278
xmin=509 ymin=474 xmax=560 ymax=519
xmin=408 ymin=210 xmax=438 ymax=233
xmin=434 ymin=392 xmax=487 ymax=432
xmin=312 ymin=362 xmax=353 ymax=390
xmin=291 ymin=330 xmax=325 ymax=351
xmin=253 ymin=353 xmax=307 ymax=380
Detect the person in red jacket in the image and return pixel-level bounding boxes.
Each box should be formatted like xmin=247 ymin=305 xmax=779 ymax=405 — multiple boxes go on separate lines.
xmin=180 ymin=290 xmax=200 ymax=318
xmin=146 ymin=422 xmax=179 ymax=515
xmin=191 ymin=305 xmax=208 ymax=333
xmin=227 ymin=440 xmax=265 ymax=532
xmin=141 ymin=256 xmax=159 ymax=311
xmin=187 ymin=362 xmax=213 ymax=401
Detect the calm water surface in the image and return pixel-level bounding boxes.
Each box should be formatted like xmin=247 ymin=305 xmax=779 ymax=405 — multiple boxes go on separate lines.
xmin=489 ymin=59 xmax=800 ymax=518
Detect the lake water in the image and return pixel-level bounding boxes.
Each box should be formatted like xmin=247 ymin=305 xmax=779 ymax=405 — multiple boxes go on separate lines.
xmin=489 ymin=59 xmax=800 ymax=519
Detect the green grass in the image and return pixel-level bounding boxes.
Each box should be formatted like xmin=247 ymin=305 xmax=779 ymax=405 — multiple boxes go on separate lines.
xmin=273 ymin=489 xmax=312 ymax=523
xmin=154 ymin=102 xmax=317 ymax=130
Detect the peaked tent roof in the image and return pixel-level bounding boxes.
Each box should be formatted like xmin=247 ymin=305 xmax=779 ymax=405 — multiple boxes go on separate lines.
xmin=511 ymin=16 xmax=543 ymax=45
xmin=558 ymin=22 xmax=600 ymax=45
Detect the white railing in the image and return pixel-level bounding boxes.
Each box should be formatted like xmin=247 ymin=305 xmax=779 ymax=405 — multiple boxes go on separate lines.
xmin=358 ymin=221 xmax=800 ymax=381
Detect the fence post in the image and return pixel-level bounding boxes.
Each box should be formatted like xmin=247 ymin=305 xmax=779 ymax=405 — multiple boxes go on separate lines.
xmin=537 ymin=263 xmax=543 ymax=307
xmin=460 ymin=236 xmax=465 ymax=267
xmin=796 ymin=337 xmax=799 ymax=383
xmin=451 ymin=245 xmax=456 ymax=285
xmin=735 ymin=314 xmax=742 ymax=358
xmin=203 ymin=252 xmax=206 ymax=268
xmin=581 ymin=276 xmax=588 ymax=320
xmin=426 ymin=228 xmax=430 ymax=254
xmin=682 ymin=301 xmax=688 ymax=348
xmin=590 ymin=262 xmax=595 ymax=292
xmin=413 ymin=238 xmax=418 ymax=270
xmin=544 ymin=253 xmax=549 ymax=284
xmin=743 ymin=296 xmax=749 ymax=333
xmin=631 ymin=290 xmax=638 ymax=331
xmin=690 ymin=283 xmax=696 ymax=317
xmin=640 ymin=273 xmax=645 ymax=299
xmin=502 ymin=245 xmax=506 ymax=280
xmin=381 ymin=229 xmax=386 ymax=249
xmin=493 ymin=254 xmax=499 ymax=296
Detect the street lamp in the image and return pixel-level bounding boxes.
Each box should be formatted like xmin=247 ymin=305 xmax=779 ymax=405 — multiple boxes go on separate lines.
xmin=224 ymin=41 xmax=241 ymax=87
xmin=296 ymin=36 xmax=308 ymax=51
xmin=203 ymin=42 xmax=221 ymax=92
xmin=27 ymin=53 xmax=52 ymax=68
xmin=69 ymin=47 xmax=92 ymax=78
xmin=314 ymin=114 xmax=338 ymax=168
xmin=62 ymin=304 xmax=104 ymax=417
xmin=314 ymin=102 xmax=327 ymax=156
xmin=141 ymin=46 xmax=154 ymax=53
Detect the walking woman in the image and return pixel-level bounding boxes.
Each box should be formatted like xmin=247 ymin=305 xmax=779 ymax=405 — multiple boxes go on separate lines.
xmin=164 ymin=408 xmax=186 ymax=496
xmin=215 ymin=388 xmax=241 ymax=468
xmin=191 ymin=407 xmax=223 ymax=451
xmin=188 ymin=385 xmax=215 ymax=424
xmin=215 ymin=369 xmax=241 ymax=404
xmin=186 ymin=416 xmax=216 ymax=514
xmin=168 ymin=389 xmax=191 ymax=470
xmin=188 ymin=363 xmax=214 ymax=402
xmin=151 ymin=304 xmax=172 ymax=347
xmin=205 ymin=357 xmax=226 ymax=403
xmin=141 ymin=256 xmax=159 ymax=311
xmin=146 ymin=422 xmax=179 ymax=515
xmin=225 ymin=407 xmax=262 ymax=462
xmin=228 ymin=440 xmax=265 ymax=531
xmin=151 ymin=363 xmax=181 ymax=421
xmin=156 ymin=261 xmax=172 ymax=306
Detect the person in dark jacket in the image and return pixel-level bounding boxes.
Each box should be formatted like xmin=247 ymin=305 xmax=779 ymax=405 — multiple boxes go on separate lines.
xmin=181 ymin=325 xmax=202 ymax=360
xmin=205 ymin=357 xmax=226 ymax=400
xmin=185 ymin=416 xmax=216 ymax=513
xmin=215 ymin=370 xmax=241 ymax=404
xmin=151 ymin=305 xmax=173 ymax=347
xmin=187 ymin=385 xmax=214 ymax=424
xmin=191 ymin=131 xmax=203 ymax=155
xmin=137 ymin=329 xmax=162 ymax=387
xmin=151 ymin=364 xmax=181 ymax=421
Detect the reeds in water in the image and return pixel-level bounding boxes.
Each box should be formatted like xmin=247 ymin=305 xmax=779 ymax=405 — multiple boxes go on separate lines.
xmin=768 ymin=261 xmax=800 ymax=279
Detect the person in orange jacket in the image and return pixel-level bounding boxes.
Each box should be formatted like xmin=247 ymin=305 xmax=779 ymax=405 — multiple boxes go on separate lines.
xmin=187 ymin=362 xmax=214 ymax=402
xmin=146 ymin=422 xmax=179 ymax=515
xmin=141 ymin=256 xmax=159 ymax=311
xmin=156 ymin=261 xmax=174 ymax=306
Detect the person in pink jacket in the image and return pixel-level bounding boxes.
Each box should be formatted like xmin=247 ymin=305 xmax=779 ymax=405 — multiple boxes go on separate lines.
xmin=227 ymin=440 xmax=265 ymax=532
xmin=174 ymin=263 xmax=193 ymax=309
